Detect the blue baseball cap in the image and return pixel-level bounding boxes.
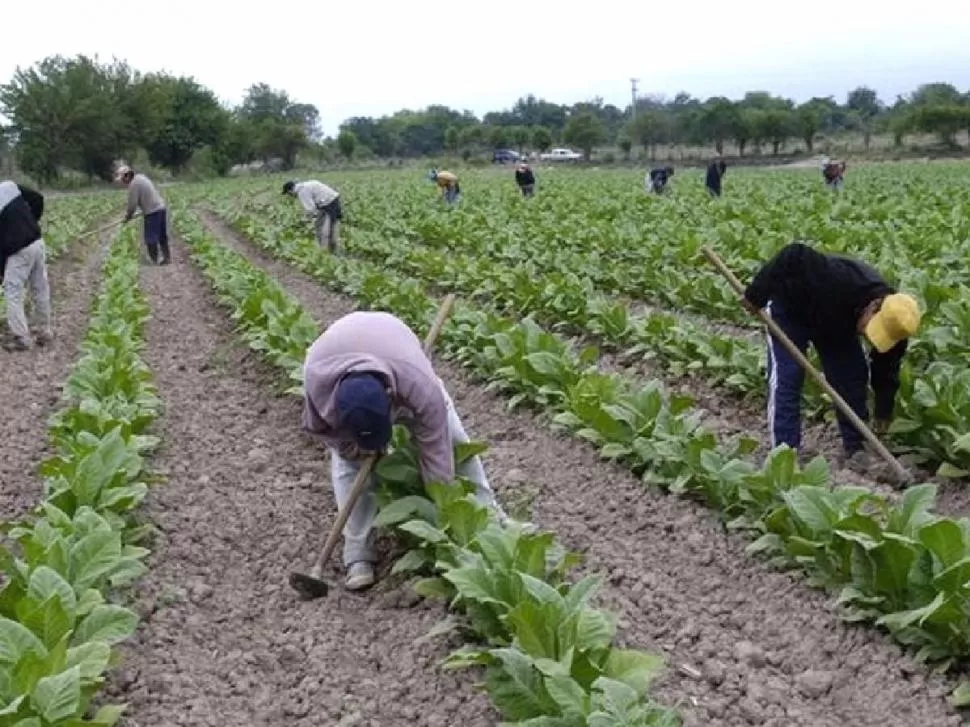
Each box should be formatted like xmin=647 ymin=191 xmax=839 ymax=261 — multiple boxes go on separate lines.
xmin=336 ymin=373 xmax=392 ymax=452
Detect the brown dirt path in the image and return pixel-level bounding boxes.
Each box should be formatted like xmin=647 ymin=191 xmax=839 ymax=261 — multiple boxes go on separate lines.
xmin=198 ymin=211 xmax=961 ymax=727
xmin=0 ymin=232 xmax=108 ymax=520
xmin=110 ymin=237 xmax=494 ymax=726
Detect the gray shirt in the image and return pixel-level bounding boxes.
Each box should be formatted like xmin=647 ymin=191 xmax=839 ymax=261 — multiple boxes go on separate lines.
xmin=126 ymin=174 xmax=165 ymax=218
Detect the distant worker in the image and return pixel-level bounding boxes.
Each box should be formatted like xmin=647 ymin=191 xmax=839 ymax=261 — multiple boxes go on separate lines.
xmin=646 ymin=166 xmax=674 ymax=195
xmin=743 ymin=242 xmax=920 ymax=472
xmin=821 ymin=158 xmax=847 ymax=191
xmin=302 ymin=311 xmax=507 ymax=590
xmin=0 ymin=180 xmax=52 ymax=351
xmin=116 ymin=165 xmax=170 ymax=265
xmin=515 ymin=162 xmax=536 ymax=197
xmin=429 ymin=168 xmax=460 ymax=204
xmin=282 ymin=179 xmax=343 ymax=253
xmin=705 ymin=159 xmax=727 ymax=198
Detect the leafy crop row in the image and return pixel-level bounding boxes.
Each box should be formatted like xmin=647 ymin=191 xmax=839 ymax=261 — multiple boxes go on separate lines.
xmin=205 ymin=199 xmax=970 ymax=685
xmin=213 ymin=188 xmax=969 ymax=476
xmin=0 ymin=226 xmax=160 ymax=725
xmin=172 ymin=209 xmax=681 ymax=725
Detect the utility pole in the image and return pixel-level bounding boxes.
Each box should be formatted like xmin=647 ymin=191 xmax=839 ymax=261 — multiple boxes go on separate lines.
xmin=630 ymin=78 xmax=639 ymax=119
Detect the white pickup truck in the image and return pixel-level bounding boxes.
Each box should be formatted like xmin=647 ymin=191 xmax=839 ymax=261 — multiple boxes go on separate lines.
xmin=539 ymin=147 xmax=583 ymax=161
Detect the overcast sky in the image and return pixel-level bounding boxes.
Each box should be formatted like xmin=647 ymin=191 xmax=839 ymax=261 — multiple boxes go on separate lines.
xmin=4 ymin=0 xmax=969 ymax=137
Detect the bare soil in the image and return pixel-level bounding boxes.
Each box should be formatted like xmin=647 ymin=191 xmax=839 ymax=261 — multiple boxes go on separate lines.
xmin=111 ymin=238 xmax=494 ymax=726
xmin=0 ymin=233 xmax=107 ymax=521
xmin=197 ymin=211 xmax=962 ymax=727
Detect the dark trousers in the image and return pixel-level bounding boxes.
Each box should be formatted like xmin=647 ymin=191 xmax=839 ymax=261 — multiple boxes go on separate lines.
xmin=143 ymin=209 xmax=170 ymax=262
xmin=766 ymin=299 xmax=869 ymax=454
xmin=519 ymin=184 xmax=535 ymax=197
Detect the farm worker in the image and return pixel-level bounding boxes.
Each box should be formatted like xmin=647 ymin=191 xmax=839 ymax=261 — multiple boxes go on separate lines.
xmin=646 ymin=166 xmax=674 ymax=194
xmin=515 ymin=162 xmax=536 ymax=197
xmin=743 ymin=242 xmax=920 ymax=471
xmin=821 ymin=158 xmax=847 ymax=190
xmin=115 ymin=165 xmax=170 ymax=265
xmin=0 ymin=181 xmax=52 ymax=351
xmin=428 ymin=168 xmax=460 ymax=204
xmin=705 ymin=159 xmax=727 ymax=198
xmin=282 ymin=179 xmax=343 ymax=253
xmin=302 ymin=310 xmax=507 ymax=590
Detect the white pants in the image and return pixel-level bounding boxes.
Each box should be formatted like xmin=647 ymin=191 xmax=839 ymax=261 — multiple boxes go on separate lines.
xmin=3 ymin=239 xmax=51 ymax=343
xmin=330 ymin=380 xmax=503 ymax=566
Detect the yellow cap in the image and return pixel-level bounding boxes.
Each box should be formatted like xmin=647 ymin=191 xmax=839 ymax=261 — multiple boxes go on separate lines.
xmin=864 ymin=293 xmax=921 ymax=353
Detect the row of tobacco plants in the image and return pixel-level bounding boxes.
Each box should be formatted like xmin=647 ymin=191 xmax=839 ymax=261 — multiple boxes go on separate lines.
xmin=216 ymin=184 xmax=970 ymax=477
xmin=205 ymin=195 xmax=970 ymax=702
xmin=0 ymin=226 xmax=161 ymax=724
xmin=172 ymin=207 xmax=682 ymax=726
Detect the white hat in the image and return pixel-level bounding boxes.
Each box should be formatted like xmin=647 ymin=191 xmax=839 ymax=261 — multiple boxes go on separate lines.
xmin=114 ymin=164 xmax=132 ymax=182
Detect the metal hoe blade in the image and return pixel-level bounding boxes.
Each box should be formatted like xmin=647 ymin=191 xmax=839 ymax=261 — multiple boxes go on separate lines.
xmin=289 ymin=571 xmax=329 ymax=600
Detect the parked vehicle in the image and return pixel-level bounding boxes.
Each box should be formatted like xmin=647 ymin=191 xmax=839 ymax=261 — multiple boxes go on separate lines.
xmin=539 ymin=148 xmax=583 ymax=161
xmin=492 ymin=149 xmax=521 ymax=164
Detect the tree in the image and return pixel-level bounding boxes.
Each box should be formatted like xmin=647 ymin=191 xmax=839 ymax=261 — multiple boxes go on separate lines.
xmin=488 ymin=125 xmax=512 ymax=150
xmin=532 ymin=126 xmax=553 ymax=153
xmin=337 ymin=129 xmax=357 ymax=159
xmin=795 ymin=101 xmax=828 ymax=152
xmin=909 ymin=105 xmax=970 ymax=146
xmin=0 ymin=55 xmax=139 ymax=181
xmin=512 ymin=126 xmax=531 ymax=153
xmin=846 ymin=86 xmax=882 ymax=120
xmin=617 ymin=135 xmax=633 ymax=160
xmin=134 ymin=74 xmax=229 ymax=172
xmin=444 ymin=125 xmax=459 ymax=153
xmin=757 ymin=109 xmax=795 ymax=155
xmin=458 ymin=124 xmax=484 ymax=153
xmin=628 ymin=110 xmax=670 ymax=159
xmin=699 ymin=97 xmax=739 ymax=154
xmin=563 ymin=112 xmax=605 ymax=160
xmin=239 ymin=83 xmax=315 ymax=167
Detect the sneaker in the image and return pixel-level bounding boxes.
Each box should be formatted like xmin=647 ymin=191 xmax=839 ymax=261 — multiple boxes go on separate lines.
xmin=345 ymin=562 xmax=376 ymax=591
xmin=3 ymin=337 xmax=31 ymax=352
xmin=35 ymin=330 xmax=53 ymax=347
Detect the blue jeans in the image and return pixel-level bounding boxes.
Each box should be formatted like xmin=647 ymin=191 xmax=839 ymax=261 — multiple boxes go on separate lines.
xmin=766 ymin=299 xmax=869 ymax=454
xmin=143 ymin=209 xmax=169 ymax=262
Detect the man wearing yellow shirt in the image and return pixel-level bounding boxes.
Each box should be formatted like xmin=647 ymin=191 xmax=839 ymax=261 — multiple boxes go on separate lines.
xmin=428 ymin=169 xmax=460 ymax=204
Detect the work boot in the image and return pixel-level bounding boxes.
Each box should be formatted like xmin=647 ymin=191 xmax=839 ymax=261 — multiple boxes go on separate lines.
xmin=35 ymin=330 xmax=54 ymax=347
xmin=159 ymin=241 xmax=172 ymax=265
xmin=146 ymin=243 xmax=159 ymax=264
xmin=345 ymin=562 xmax=376 ymax=591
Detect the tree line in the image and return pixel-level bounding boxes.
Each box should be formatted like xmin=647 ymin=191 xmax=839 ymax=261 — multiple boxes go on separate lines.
xmin=2 ymin=54 xmax=969 ymax=182
xmin=340 ymin=85 xmax=970 ymax=161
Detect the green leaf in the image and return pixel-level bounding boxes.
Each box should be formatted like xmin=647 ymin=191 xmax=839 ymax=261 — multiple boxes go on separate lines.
xmin=0 ymin=617 xmax=47 ymax=664
xmin=544 ymin=674 xmax=589 ymax=718
xmin=455 ymin=441 xmax=489 ymax=464
xmin=444 ymin=563 xmax=503 ymax=606
xmin=27 ymin=567 xmax=77 ymax=615
xmin=70 ymin=530 xmax=122 ymax=590
xmin=31 ymin=666 xmax=81 ymax=722
xmin=71 ymin=605 xmax=137 ymax=647
xmin=390 ymin=550 xmax=430 ymax=575
xmin=487 ymin=647 xmax=557 ymax=719
xmin=65 ymin=641 xmax=111 ymax=681
xmin=877 ymin=591 xmax=947 ymax=632
xmin=412 ymin=577 xmax=453 ymax=600
xmin=573 ymin=608 xmax=615 ymax=653
xmin=602 ymin=648 xmax=665 ymax=694
xmin=917 ymin=519 xmax=965 ymax=569
xmin=949 ymin=682 xmax=970 ymax=708
xmin=375 ymin=497 xmax=437 ymax=527
xmin=397 ymin=520 xmax=449 ymax=544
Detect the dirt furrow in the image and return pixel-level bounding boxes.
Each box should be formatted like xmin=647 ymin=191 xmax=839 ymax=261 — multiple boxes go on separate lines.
xmin=199 ymin=211 xmax=961 ymax=727
xmin=112 ymin=237 xmax=494 ymax=726
xmin=0 ymin=232 xmax=109 ymax=520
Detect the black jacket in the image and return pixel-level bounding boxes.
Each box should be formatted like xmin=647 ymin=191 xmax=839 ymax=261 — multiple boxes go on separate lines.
xmin=745 ymin=242 xmax=905 ymax=419
xmin=0 ymin=182 xmax=44 ymax=269
xmin=515 ymin=168 xmax=535 ymax=186
xmin=706 ymin=162 xmax=725 ymax=193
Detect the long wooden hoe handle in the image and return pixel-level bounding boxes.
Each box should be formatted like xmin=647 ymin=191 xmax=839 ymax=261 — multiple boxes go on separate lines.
xmin=77 ymin=215 xmax=138 ymax=241
xmin=700 ymin=246 xmax=912 ymax=485
xmin=308 ymin=294 xmax=458 ymax=578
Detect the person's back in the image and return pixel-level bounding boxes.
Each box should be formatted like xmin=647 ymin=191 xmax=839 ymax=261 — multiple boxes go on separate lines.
xmin=128 ymin=173 xmax=165 ymax=216
xmin=0 ymin=181 xmax=43 ymax=258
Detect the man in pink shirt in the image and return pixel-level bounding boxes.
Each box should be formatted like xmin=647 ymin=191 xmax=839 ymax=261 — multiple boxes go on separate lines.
xmin=302 ymin=310 xmax=505 ymax=590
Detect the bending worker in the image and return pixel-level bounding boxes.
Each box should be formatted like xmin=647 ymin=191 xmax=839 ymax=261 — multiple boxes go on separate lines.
xmin=515 ymin=162 xmax=536 ymax=197
xmin=302 ymin=310 xmax=506 ymax=590
xmin=743 ymin=242 xmax=920 ymax=471
xmin=646 ymin=165 xmax=674 ymax=194
xmin=821 ymin=158 xmax=847 ymax=190
xmin=0 ymin=180 xmax=52 ymax=351
xmin=116 ymin=165 xmax=170 ymax=265
xmin=429 ymin=168 xmax=460 ymax=204
xmin=283 ymin=179 xmax=343 ymax=253
xmin=705 ymin=159 xmax=727 ymax=197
